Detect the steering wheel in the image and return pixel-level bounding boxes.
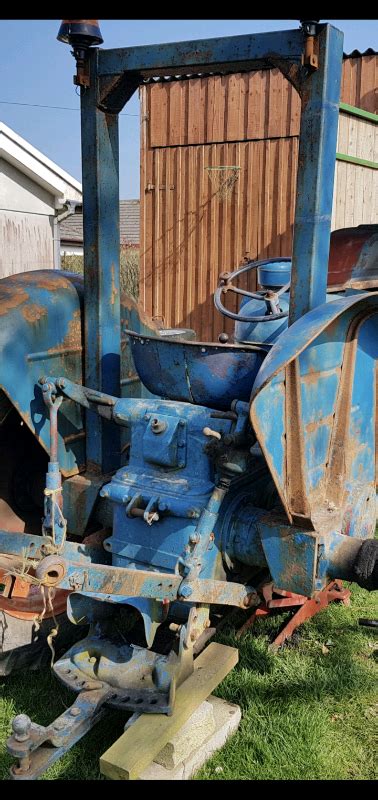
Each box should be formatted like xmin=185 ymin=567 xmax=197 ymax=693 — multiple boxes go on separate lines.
xmin=214 ymin=258 xmax=291 ymax=323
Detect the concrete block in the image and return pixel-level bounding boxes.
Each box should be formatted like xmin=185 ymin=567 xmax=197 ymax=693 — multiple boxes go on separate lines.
xmin=154 ymin=700 xmax=215 ymax=769
xmin=139 ymin=695 xmax=241 ymax=780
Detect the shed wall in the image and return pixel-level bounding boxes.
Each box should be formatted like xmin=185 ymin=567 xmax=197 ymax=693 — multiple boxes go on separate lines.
xmin=140 ymin=55 xmax=377 ymax=339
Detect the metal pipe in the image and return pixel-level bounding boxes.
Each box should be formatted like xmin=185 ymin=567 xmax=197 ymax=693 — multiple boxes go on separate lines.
xmin=80 ymin=49 xmax=121 ymax=472
xmin=289 ymin=24 xmax=343 ymax=324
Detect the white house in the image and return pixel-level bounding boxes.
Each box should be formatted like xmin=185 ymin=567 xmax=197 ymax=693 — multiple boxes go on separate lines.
xmin=0 ymin=122 xmax=82 ymax=277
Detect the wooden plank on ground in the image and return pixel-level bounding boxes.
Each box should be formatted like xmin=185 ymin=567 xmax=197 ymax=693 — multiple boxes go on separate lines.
xmin=99 ymin=642 xmax=238 ymax=781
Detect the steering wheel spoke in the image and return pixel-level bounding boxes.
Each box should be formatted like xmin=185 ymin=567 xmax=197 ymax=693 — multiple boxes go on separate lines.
xmin=215 ymin=258 xmax=290 ymax=324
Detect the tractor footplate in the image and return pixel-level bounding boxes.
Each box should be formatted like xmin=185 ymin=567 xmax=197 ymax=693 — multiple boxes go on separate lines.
xmin=52 ymin=628 xmax=193 ymax=715
xmin=54 ymin=654 xmax=174 ymax=715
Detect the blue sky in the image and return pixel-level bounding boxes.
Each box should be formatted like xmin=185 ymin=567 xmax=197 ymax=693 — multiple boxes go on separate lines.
xmin=0 ymin=19 xmax=376 ymax=198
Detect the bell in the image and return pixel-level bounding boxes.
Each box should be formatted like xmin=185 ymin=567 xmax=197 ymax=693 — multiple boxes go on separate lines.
xmin=57 ymin=19 xmax=103 ymax=47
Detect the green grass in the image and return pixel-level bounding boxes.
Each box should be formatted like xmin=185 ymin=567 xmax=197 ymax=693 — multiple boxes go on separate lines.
xmin=1 ymin=584 xmax=377 ymax=780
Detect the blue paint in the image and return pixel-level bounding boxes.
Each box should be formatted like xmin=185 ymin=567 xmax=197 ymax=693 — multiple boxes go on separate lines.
xmin=80 ymin=51 xmax=121 ymax=472
xmin=4 ymin=24 xmax=378 ymax=779
xmin=127 ymin=332 xmax=267 ymax=409
xmin=98 ymin=29 xmax=305 ymax=78
xmin=251 ymin=293 xmax=378 ymax=527
xmin=289 ymin=25 xmax=344 ymax=323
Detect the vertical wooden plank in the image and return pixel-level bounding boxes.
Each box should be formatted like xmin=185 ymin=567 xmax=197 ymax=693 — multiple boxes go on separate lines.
xmin=247 ymin=71 xmax=264 ymax=140
xmin=259 ymin=140 xmax=271 ymax=258
xmin=210 ymin=143 xmax=222 ymax=338
xmin=229 ymin=141 xmax=240 ymax=294
xmin=284 ymin=137 xmax=298 ymax=254
xmin=182 ymin=146 xmax=191 ymax=329
xmin=355 ymin=56 xmax=363 ymax=109
xmin=353 ymin=156 xmax=365 ymax=229
xmin=206 ymin=76 xmax=216 ymax=143
xmin=169 ymin=81 xmax=183 ymax=146
xmin=182 ymin=80 xmax=190 ymax=146
xmin=149 ymin=83 xmax=169 ymax=148
xmin=344 ymin=163 xmax=356 ymax=228
xmin=262 ymin=70 xmax=271 ymax=140
xmin=347 ymin=115 xmax=358 ymax=157
xmin=141 ymin=85 xmax=155 ymax=320
xmin=331 ymin=159 xmax=339 ymax=230
xmin=241 ymin=141 xmax=251 ymax=268
xmin=267 ymin=69 xmax=283 ymax=138
xmin=334 ymin=160 xmax=347 ymax=230
xmin=234 ymin=142 xmax=250 ymax=304
xmin=205 ymin=144 xmax=214 ymax=340
xmin=289 ymin=82 xmax=301 ymax=137
xmin=362 ymin=165 xmax=374 ymax=225
xmin=341 ymin=58 xmax=352 ymax=106
xmin=365 ymin=118 xmax=375 ymax=163
xmin=139 ymin=85 xmax=146 ymax=311
xmin=211 ymin=75 xmax=227 ymax=142
xmin=187 ymin=145 xmax=196 ymax=330
xmin=275 ymin=138 xmax=287 ymax=255
xmin=236 ymin=140 xmax=248 ymax=302
xmin=226 ymin=73 xmax=239 ymax=141
xmin=154 ymin=149 xmax=163 ymax=321
xmin=281 ymin=75 xmax=293 ymax=138
xmin=349 ymin=58 xmax=358 ymax=109
xmin=164 ymin=148 xmax=174 ymax=327
xmin=197 ymin=145 xmax=207 ymax=340
xmin=335 ymin=113 xmax=348 ymax=230
xmin=249 ymin=141 xmax=260 ymax=266
xmin=241 ymin=73 xmax=249 ymax=144
xmin=337 ymin=113 xmax=349 ymax=155
xmin=172 ymin=145 xmax=182 ymax=327
xmin=188 ymin=78 xmax=206 ymax=144
xmin=359 ymin=55 xmax=377 ymax=113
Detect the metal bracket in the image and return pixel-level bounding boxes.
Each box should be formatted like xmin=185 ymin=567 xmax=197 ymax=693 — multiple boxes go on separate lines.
xmin=8 ymin=686 xmax=112 ymax=780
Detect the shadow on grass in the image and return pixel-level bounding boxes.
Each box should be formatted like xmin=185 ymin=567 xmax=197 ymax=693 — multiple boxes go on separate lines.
xmin=0 ymin=670 xmax=126 ymax=780
xmin=1 ymin=587 xmax=376 ymax=780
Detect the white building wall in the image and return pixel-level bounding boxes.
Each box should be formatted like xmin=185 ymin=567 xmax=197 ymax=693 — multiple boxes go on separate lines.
xmin=0 ymin=158 xmax=55 ymax=275
xmin=0 ymin=212 xmax=54 ymax=275
xmin=0 ymin=122 xmax=82 ymax=279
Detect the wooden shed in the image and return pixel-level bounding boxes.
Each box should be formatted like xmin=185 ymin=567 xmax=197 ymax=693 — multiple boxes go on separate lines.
xmin=139 ymin=50 xmax=377 ymax=340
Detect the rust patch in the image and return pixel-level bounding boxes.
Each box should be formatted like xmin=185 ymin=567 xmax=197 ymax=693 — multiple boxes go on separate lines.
xmin=48 ymin=308 xmax=82 ymax=353
xmin=111 ymin=264 xmax=118 ymax=306
xmin=22 ymin=304 xmax=48 ymax=323
xmin=0 ymin=287 xmax=28 ymax=314
xmin=23 ymin=273 xmax=70 ymax=290
xmin=305 ymin=414 xmax=334 ymax=434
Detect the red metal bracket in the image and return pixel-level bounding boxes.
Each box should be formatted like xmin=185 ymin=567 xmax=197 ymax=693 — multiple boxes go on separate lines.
xmin=236 ymin=580 xmax=351 ymax=648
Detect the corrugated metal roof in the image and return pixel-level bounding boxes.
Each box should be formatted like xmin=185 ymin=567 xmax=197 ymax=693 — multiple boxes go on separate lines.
xmin=141 ymin=48 xmax=377 ymax=85
xmin=344 ymin=48 xmax=377 ymax=58
xmin=60 ymin=199 xmax=140 ymax=245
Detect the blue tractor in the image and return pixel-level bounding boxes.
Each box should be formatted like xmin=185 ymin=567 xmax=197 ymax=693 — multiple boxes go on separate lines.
xmin=1 ymin=19 xmax=377 ymax=778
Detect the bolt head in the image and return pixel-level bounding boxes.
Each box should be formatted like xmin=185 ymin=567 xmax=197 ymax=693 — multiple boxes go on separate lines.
xmin=179 ymin=584 xmax=193 ymax=598
xmin=70 ymin=706 xmax=80 ymax=717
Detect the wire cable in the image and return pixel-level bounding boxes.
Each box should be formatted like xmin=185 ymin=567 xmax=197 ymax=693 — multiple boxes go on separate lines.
xmin=0 ymin=100 xmax=139 ymax=116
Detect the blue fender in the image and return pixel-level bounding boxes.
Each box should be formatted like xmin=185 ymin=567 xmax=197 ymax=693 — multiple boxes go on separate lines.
xmin=0 ymin=270 xmax=157 ymax=477
xmin=250 ymin=292 xmax=378 ymax=533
